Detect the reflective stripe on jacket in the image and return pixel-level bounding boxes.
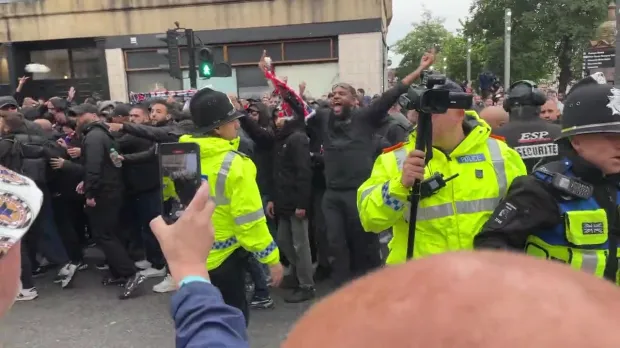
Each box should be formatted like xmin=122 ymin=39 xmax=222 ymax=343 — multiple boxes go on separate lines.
xmin=529 ymin=164 xmax=618 ymax=282
xmin=179 ymin=135 xmax=279 ymax=270
xmin=357 ymin=111 xmax=527 ymax=264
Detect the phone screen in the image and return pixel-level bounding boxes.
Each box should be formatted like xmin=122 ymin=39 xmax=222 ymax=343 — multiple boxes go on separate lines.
xmin=159 ymin=143 xmax=201 ymax=223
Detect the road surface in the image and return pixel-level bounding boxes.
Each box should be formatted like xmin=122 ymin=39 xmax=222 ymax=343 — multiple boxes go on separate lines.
xmin=0 ymin=264 xmax=319 ymax=348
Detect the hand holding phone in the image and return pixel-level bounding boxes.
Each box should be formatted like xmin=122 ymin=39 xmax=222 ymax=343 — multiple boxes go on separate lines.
xmin=158 ymin=143 xmax=202 ymax=224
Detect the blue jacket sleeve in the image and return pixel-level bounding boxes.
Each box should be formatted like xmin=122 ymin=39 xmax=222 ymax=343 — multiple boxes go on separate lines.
xmin=171 ymin=282 xmax=249 ymax=348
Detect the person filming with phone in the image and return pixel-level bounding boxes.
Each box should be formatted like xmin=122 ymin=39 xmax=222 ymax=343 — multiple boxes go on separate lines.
xmin=175 ymin=87 xmax=283 ymax=324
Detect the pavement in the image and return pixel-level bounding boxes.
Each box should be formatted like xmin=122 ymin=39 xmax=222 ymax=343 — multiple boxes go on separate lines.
xmin=0 ymin=265 xmax=322 ymax=348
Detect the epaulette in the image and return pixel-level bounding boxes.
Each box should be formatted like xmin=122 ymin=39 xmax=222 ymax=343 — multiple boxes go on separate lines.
xmin=533 ymin=160 xmax=570 ymax=184
xmin=533 ymin=160 xmax=592 ymax=199
xmin=489 ymin=134 xmax=506 ymax=142
xmin=382 ymin=142 xmax=408 ymax=154
xmin=232 ymin=150 xmax=249 ymax=158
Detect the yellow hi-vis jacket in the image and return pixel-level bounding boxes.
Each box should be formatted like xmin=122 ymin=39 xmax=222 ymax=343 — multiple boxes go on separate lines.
xmin=162 ymin=176 xmax=177 ymax=202
xmin=179 ymin=135 xmax=280 ymax=270
xmin=357 ymin=111 xmax=527 ymax=264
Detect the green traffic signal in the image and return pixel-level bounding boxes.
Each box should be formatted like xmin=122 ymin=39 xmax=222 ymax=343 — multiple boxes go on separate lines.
xmin=199 ymin=61 xmax=212 ymax=78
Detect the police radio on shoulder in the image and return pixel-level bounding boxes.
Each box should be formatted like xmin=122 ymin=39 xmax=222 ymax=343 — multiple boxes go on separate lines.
xmin=550 ymin=174 xmax=593 ymax=199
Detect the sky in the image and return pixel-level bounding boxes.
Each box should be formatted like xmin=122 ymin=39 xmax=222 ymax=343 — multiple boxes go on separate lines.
xmin=387 ymin=0 xmax=475 ymax=66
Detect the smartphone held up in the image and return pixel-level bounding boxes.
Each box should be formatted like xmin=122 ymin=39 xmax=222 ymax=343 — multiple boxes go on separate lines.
xmin=157 ymin=143 xmax=202 ymax=224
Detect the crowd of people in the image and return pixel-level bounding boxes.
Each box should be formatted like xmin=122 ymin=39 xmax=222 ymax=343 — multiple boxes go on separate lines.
xmin=3 ymin=38 xmax=620 ymax=346
xmin=0 ymin=50 xmax=422 ymax=309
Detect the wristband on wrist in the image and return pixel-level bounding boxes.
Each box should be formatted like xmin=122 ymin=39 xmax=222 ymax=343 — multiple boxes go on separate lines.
xmin=179 ymin=275 xmax=211 ymax=288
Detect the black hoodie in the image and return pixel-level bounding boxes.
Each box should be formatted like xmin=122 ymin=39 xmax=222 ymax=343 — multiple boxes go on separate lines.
xmin=271 ymin=107 xmax=312 ymax=216
xmin=81 ymin=122 xmax=124 ymax=199
xmin=240 ymin=102 xmax=276 ymax=198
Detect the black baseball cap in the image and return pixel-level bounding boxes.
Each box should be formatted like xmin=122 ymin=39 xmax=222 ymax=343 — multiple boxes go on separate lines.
xmin=0 ymin=96 xmax=18 ymax=109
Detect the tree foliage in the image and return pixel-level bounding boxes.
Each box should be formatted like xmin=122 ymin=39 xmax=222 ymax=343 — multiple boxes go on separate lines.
xmin=464 ymin=0 xmax=609 ymax=93
xmin=392 ymin=10 xmax=450 ymax=80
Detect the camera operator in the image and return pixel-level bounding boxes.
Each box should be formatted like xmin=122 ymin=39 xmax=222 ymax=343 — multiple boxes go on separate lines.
xmin=357 ymin=79 xmax=526 ymax=263
xmin=494 ymin=81 xmax=561 ymax=173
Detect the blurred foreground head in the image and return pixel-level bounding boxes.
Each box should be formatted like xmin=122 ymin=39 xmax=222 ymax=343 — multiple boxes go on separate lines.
xmin=285 ymin=251 xmax=620 ymax=348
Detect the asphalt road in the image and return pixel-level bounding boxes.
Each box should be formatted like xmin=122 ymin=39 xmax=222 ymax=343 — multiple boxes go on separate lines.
xmin=0 ymin=265 xmax=319 ymax=348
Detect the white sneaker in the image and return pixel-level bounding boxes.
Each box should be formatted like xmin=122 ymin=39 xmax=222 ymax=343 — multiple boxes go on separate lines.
xmin=140 ymin=267 xmax=167 ymax=279
xmin=134 ymin=260 xmax=152 ymax=270
xmin=16 ymin=288 xmax=38 ymax=301
xmin=153 ymin=274 xmax=176 ymax=293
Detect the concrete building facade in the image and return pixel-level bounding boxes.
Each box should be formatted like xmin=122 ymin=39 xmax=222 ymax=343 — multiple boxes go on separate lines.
xmin=0 ymin=0 xmax=392 ymax=101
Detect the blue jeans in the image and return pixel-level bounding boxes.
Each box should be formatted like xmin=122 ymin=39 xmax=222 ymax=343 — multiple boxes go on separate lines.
xmin=38 ymin=189 xmax=69 ymax=265
xmin=134 ymin=189 xmax=166 ymax=269
xmin=248 ymin=257 xmax=270 ymax=298
xmin=245 ymin=195 xmax=276 ymax=298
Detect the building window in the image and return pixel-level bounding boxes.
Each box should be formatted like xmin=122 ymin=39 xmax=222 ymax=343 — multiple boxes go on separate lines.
xmin=236 ymin=66 xmax=269 ymax=99
xmin=283 ymin=40 xmax=332 ymax=61
xmin=127 ymin=71 xmax=182 ymax=93
xmin=72 ymin=48 xmax=102 ymax=78
xmin=227 ymin=43 xmax=282 ymax=65
xmin=30 ymin=49 xmax=71 ymax=80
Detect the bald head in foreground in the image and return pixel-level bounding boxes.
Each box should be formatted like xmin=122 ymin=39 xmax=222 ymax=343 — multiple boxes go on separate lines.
xmin=480 ymin=106 xmax=508 ymax=130
xmin=285 ymin=251 xmax=620 ymax=348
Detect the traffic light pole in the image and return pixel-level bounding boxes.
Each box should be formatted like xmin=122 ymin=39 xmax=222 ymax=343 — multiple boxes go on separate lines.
xmin=186 ymin=29 xmax=198 ymax=89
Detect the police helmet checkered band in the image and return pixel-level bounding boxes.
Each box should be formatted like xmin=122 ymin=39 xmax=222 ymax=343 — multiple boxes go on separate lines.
xmin=591 ymin=72 xmax=607 ymax=85
xmin=0 ymin=166 xmax=43 ymax=260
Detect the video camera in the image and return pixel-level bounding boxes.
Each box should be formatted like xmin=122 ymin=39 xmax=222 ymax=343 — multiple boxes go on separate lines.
xmin=398 ymin=72 xmax=472 ymax=114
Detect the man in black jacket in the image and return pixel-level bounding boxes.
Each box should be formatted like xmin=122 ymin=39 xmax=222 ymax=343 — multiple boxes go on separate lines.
xmin=305 ymin=51 xmax=435 ymax=286
xmin=69 ymin=104 xmax=145 ymax=299
xmin=267 ymin=112 xmax=313 ymax=303
xmin=117 ymin=104 xmax=168 ymax=285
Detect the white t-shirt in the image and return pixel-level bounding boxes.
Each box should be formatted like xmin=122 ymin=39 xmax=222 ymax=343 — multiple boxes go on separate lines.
xmin=0 ymin=166 xmax=43 ymax=259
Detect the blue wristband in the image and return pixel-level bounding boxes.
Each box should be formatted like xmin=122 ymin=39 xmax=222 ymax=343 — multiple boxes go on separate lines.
xmin=179 ymin=275 xmax=211 ymax=288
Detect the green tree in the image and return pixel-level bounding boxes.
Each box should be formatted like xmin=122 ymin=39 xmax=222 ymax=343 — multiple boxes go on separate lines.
xmin=464 ymin=0 xmax=609 ymax=93
xmin=392 ymin=10 xmax=451 ymax=80
xmin=442 ymin=35 xmax=488 ymax=86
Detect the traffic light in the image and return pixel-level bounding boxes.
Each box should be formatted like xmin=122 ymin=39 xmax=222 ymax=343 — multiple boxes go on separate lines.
xmin=156 ymin=30 xmax=181 ymax=79
xmin=198 ymin=48 xmax=214 ymax=79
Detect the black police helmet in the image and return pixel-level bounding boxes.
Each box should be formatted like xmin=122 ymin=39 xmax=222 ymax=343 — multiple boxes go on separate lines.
xmin=503 ymin=80 xmax=547 ymax=112
xmin=558 ymin=77 xmax=620 ymax=139
xmin=189 ymin=88 xmax=245 ymax=133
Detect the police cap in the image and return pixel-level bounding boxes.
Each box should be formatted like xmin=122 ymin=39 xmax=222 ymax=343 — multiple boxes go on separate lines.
xmin=559 ymin=75 xmax=620 ymax=138
xmin=189 ymin=88 xmax=244 ymax=133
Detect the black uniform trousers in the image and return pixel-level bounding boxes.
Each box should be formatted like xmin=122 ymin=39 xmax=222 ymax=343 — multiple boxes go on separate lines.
xmin=210 ymin=248 xmax=250 ymax=326
xmin=86 ymin=195 xmax=137 ymax=278
xmin=322 ymin=188 xmax=381 ymax=286
xmin=52 ymin=195 xmax=84 ymax=264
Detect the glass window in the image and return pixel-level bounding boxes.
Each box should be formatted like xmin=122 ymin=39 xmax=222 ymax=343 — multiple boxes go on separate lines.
xmin=127 ymin=71 xmax=182 ymax=93
xmin=30 ymin=49 xmax=71 ymax=80
xmin=236 ymin=66 xmax=269 ymax=99
xmin=126 ymin=50 xmax=170 ymax=70
xmin=72 ymin=48 xmax=101 ymax=78
xmin=227 ymin=43 xmax=282 ymax=64
xmin=283 ymin=40 xmax=332 ymax=61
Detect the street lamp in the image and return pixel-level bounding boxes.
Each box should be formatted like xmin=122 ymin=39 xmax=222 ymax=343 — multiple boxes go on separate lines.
xmin=505 ymin=8 xmax=512 ymax=90
xmin=466 ymin=37 xmax=472 ymax=83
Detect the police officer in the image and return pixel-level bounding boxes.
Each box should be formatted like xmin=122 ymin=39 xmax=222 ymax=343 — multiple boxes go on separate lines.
xmin=178 ymin=88 xmax=283 ymax=323
xmin=494 ymin=81 xmax=561 ymax=173
xmin=357 ymin=80 xmax=527 ymax=264
xmin=474 ymin=76 xmax=620 ymax=283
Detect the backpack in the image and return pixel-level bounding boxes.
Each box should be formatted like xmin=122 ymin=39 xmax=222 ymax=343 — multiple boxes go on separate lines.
xmin=1 ymin=136 xmax=48 ymax=185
